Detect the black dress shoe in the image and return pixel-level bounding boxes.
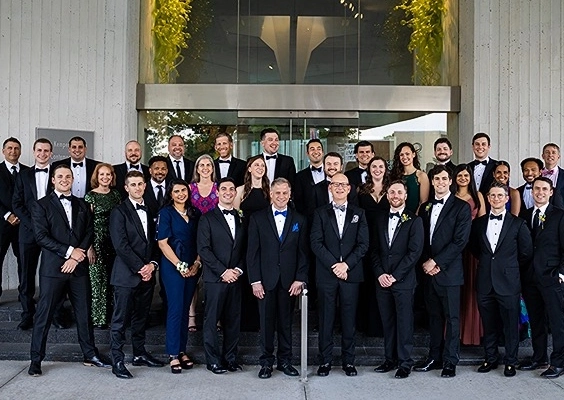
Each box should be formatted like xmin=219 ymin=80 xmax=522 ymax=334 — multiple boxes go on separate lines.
xmin=374 ymin=360 xmax=397 ymax=373
xmin=28 ymin=361 xmax=42 ymax=376
xmin=132 ymin=353 xmax=165 ymax=367
xmin=18 ymin=319 xmax=33 ymax=331
xmin=540 ymin=366 xmax=564 ymax=379
xmin=343 ymin=364 xmax=357 ymax=376
xmin=477 ymin=361 xmax=498 ymax=373
xmin=518 ymin=359 xmax=549 ymax=371
xmin=52 ymin=317 xmax=68 ymax=330
xmin=441 ymin=364 xmax=456 ymax=378
xmin=258 ymin=366 xmax=273 ymax=379
xmin=504 ymin=365 xmax=516 ymax=377
xmin=317 ymin=363 xmax=331 ymax=376
xmin=277 ymin=363 xmax=299 ymax=376
xmin=83 ymin=355 xmax=111 ymax=368
xmin=207 ymin=364 xmax=227 ymax=374
xmin=395 ymin=367 xmax=410 ymax=379
xmin=112 ymin=361 xmax=133 ymax=379
xmin=226 ymin=362 xmax=243 ymax=372
xmin=413 ymin=358 xmax=442 ymax=372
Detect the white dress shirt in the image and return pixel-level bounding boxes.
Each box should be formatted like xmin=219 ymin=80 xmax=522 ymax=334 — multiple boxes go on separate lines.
xmin=71 ymin=159 xmax=87 ymax=198
xmin=430 ymin=192 xmax=451 ymax=244
xmin=311 ymin=165 xmax=324 ymax=185
xmin=388 ymin=207 xmax=405 ymax=247
xmin=542 ymin=167 xmax=559 ymax=187
xmin=332 ymin=202 xmax=347 ymax=238
xmin=486 ymin=210 xmax=506 ymax=252
xmin=130 ymin=198 xmax=148 ymax=239
xmin=473 ymin=157 xmax=490 ymax=191
xmin=218 ymin=157 xmax=231 ymax=179
xmin=264 ymin=153 xmax=277 ymax=184
xmin=272 ymin=205 xmax=287 ymax=238
xmin=523 ymin=183 xmax=534 ymax=209
xmin=170 ymin=155 xmax=185 ymax=180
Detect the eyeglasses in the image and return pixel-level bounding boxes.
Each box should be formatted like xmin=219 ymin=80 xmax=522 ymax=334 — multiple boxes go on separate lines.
xmin=330 ymin=182 xmax=349 ymax=188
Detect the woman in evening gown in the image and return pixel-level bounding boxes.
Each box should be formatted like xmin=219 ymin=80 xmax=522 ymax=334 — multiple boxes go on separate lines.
xmin=390 ymin=142 xmax=429 ymax=213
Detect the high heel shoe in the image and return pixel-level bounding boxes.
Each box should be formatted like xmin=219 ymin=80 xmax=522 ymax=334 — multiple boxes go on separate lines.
xmin=188 ymin=315 xmax=197 ymax=332
xmin=169 ymin=356 xmax=182 ymax=374
xmin=178 ymin=352 xmax=194 ymax=370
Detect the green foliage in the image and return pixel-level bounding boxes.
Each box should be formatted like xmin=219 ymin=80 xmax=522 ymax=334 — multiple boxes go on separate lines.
xmin=395 ymin=0 xmax=446 ymax=85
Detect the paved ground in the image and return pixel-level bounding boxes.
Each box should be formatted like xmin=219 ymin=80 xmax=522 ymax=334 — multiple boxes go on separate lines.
xmin=0 ymin=360 xmax=563 ymax=400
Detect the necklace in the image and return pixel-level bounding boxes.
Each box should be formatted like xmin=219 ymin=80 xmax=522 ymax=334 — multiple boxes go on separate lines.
xmin=174 ymin=206 xmax=187 ymax=216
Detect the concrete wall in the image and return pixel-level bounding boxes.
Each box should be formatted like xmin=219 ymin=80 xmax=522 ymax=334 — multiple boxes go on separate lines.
xmin=0 ymin=0 xmax=140 ymax=290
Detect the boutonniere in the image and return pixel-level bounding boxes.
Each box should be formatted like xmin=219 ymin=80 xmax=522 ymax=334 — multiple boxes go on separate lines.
xmin=425 ymin=203 xmax=432 ymax=212
xmin=237 ymin=209 xmax=244 ymax=219
xmin=351 ymin=215 xmax=359 ymax=224
xmin=401 ymin=213 xmax=411 ymax=223
xmin=292 ymin=223 xmax=299 ymax=232
xmin=539 ymin=213 xmax=546 ymax=228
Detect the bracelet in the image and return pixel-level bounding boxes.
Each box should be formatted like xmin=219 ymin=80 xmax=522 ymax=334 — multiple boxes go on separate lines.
xmin=194 ymin=260 xmax=202 ymax=269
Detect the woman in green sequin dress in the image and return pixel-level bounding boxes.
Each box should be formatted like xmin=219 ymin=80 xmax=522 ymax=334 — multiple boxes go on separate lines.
xmin=84 ymin=163 xmax=121 ymax=329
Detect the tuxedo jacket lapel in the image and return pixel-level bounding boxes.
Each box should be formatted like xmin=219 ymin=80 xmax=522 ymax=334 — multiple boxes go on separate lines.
xmin=50 ymin=194 xmax=71 ymax=231
xmin=279 ymin=209 xmax=294 ymax=244
xmin=481 ymin=218 xmax=494 ymax=254
xmin=266 ymin=209 xmax=280 ymax=240
xmin=383 ymin=216 xmax=391 ymax=248
xmin=433 ymin=196 xmax=454 ymax=237
xmin=326 ymin=206 xmax=340 ymax=238
xmin=212 ymin=208 xmax=235 ymax=244
xmin=389 ymin=218 xmax=403 ymax=248
xmin=495 ymin=215 xmax=512 ymax=251
xmin=125 ymin=201 xmax=148 ymax=242
xmin=341 ymin=208 xmax=354 ymax=238
xmin=30 ymin=172 xmax=39 ymax=199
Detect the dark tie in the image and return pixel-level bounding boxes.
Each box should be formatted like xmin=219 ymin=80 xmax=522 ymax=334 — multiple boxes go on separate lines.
xmin=11 ymin=166 xmax=17 ymax=176
xmin=333 ymin=204 xmax=346 ymax=212
xmin=129 ymin=164 xmax=139 ymax=170
xmin=222 ymin=209 xmax=236 ymax=216
xmin=525 ymin=184 xmax=532 ymax=190
xmin=218 ymin=159 xmax=230 ymax=164
xmin=476 ymin=160 xmax=487 ymax=166
xmin=174 ymin=160 xmax=182 ymax=179
xmin=432 ymin=198 xmax=444 ymax=205
xmin=35 ymin=168 xmax=48 ymax=173
xmin=389 ymin=212 xmax=400 ymax=219
xmin=489 ymin=214 xmax=503 ymax=221
xmin=274 ymin=210 xmax=287 ymax=217
xmin=156 ymin=185 xmax=164 ymax=207
xmin=59 ymin=194 xmax=72 ymax=201
xmin=533 ymin=208 xmax=541 ymax=231
xmin=266 ymin=155 xmax=277 ymax=160
xmin=73 ymin=162 xmax=83 ymax=168
xmin=136 ymin=203 xmax=147 ymax=212
xmin=311 ymin=166 xmax=322 ymax=173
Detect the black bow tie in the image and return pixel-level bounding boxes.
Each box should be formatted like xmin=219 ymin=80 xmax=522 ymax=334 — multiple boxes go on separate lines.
xmin=218 ymin=159 xmax=231 ymax=164
xmin=525 ymin=184 xmax=532 ymax=190
xmin=265 ymin=155 xmax=277 ymax=160
xmin=59 ymin=194 xmax=72 ymax=201
xmin=35 ymin=168 xmax=48 ymax=173
xmin=489 ymin=214 xmax=503 ymax=221
xmin=475 ymin=160 xmax=487 ymax=166
xmin=73 ymin=162 xmax=83 ymax=168
xmin=333 ymin=204 xmax=346 ymax=212
xmin=311 ymin=166 xmax=322 ymax=173
xmin=129 ymin=164 xmax=139 ymax=170
xmin=274 ymin=210 xmax=287 ymax=217
xmin=389 ymin=212 xmax=400 ymax=219
xmin=432 ymin=198 xmax=444 ymax=205
xmin=136 ymin=203 xmax=147 ymax=212
xmin=222 ymin=209 xmax=236 ymax=216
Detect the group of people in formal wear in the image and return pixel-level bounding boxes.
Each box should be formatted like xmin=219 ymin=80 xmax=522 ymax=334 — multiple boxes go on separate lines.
xmin=0 ymin=128 xmax=563 ymax=381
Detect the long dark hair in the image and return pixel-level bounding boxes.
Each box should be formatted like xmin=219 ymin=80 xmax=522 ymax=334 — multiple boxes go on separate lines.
xmin=453 ymin=163 xmax=480 ymax=210
xmin=493 ymin=160 xmax=511 ymax=186
xmin=164 ymin=179 xmax=198 ymax=219
xmin=390 ymin=142 xmax=421 ymax=181
xmin=242 ymin=155 xmax=270 ymax=202
xmin=359 ymin=156 xmax=390 ymax=196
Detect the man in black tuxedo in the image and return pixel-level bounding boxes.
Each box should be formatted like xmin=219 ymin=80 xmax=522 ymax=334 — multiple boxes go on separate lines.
xmin=468 ymin=132 xmax=497 ymax=196
xmin=247 ymin=177 xmax=308 ymax=379
xmin=294 ymin=139 xmax=324 ymax=215
xmin=311 ymin=173 xmax=369 ymax=377
xmin=519 ymin=177 xmax=564 ymax=379
xmin=108 ymin=170 xmax=163 ymax=379
xmin=433 ymin=138 xmax=456 ymax=173
xmin=259 ymin=128 xmax=296 ymax=187
xmin=372 ymin=180 xmax=424 ymax=379
xmin=345 ymin=141 xmax=374 ymax=187
xmin=52 ymin=136 xmax=99 ymax=198
xmin=310 ymin=152 xmax=358 ymax=213
xmin=213 ymin=133 xmax=246 ymax=187
xmin=541 ymin=143 xmax=564 ymax=202
xmin=470 ymin=182 xmax=533 ymax=377
xmin=12 ymin=138 xmax=53 ymax=330
xmin=143 ymin=156 xmax=169 ymax=218
xmin=517 ymin=157 xmax=564 ymax=216
xmin=166 ymin=135 xmax=194 ymax=183
xmin=0 ymin=137 xmax=28 ymax=300
xmin=197 ymin=177 xmax=246 ymax=374
xmin=28 ymin=164 xmax=110 ymax=376
xmin=113 ymin=140 xmax=150 ymax=199
xmin=414 ymin=165 xmax=471 ymax=378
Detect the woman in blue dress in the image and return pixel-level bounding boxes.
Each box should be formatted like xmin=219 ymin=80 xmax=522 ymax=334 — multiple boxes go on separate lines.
xmin=157 ymin=179 xmax=201 ymax=374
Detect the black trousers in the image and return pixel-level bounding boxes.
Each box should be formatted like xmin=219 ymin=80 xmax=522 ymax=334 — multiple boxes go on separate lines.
xmin=477 ymin=290 xmax=520 ymax=365
xmin=376 ymin=287 xmax=415 ymax=369
xmin=203 ymin=281 xmax=241 ymax=365
xmin=540 ymin=283 xmax=564 ymax=367
xmin=30 ymin=274 xmax=96 ymax=362
xmin=258 ymin=280 xmax=295 ymax=367
xmin=18 ymin=241 xmax=41 ymax=321
xmin=110 ymin=281 xmax=155 ymax=364
xmin=0 ymin=223 xmax=20 ymax=298
xmin=317 ymin=280 xmax=359 ymax=366
xmin=425 ymin=281 xmax=460 ymax=366
xmin=521 ymin=282 xmax=549 ymax=364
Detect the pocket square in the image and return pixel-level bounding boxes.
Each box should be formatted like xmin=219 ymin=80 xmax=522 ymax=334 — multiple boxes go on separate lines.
xmin=351 ymin=215 xmax=359 ymax=224
xmin=292 ymin=223 xmax=299 ymax=232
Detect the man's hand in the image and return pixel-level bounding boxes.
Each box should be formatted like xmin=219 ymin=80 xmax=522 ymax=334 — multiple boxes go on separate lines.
xmin=378 ymin=274 xmax=396 ymax=288
xmin=288 ymin=281 xmax=304 ymax=296
xmin=61 ymin=258 xmax=78 ymax=274
xmin=222 ymin=269 xmax=240 ymax=284
xmin=331 ymin=262 xmax=349 ymax=280
xmin=70 ymin=248 xmax=86 ymax=263
xmin=252 ymin=283 xmax=265 ymax=299
xmin=138 ymin=263 xmax=155 ymax=281
xmin=422 ymin=259 xmax=437 ymax=274
xmin=427 ymin=266 xmax=441 ymax=276
xmin=7 ymin=213 xmax=19 ymax=225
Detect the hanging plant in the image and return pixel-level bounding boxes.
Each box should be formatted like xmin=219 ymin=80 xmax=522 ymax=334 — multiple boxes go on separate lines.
xmin=152 ymin=0 xmax=192 ymax=83
xmin=395 ymin=0 xmax=446 ymax=85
